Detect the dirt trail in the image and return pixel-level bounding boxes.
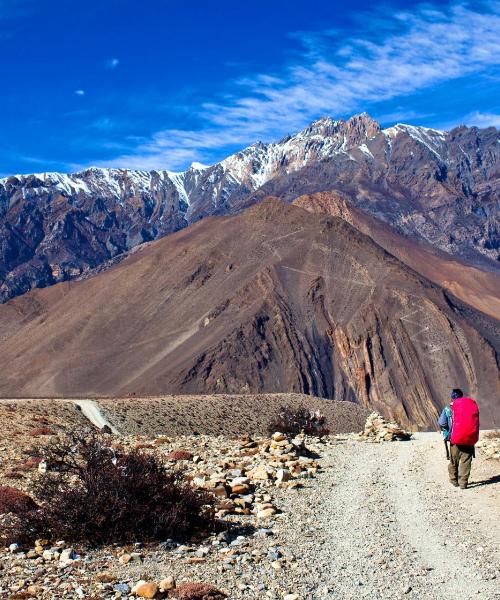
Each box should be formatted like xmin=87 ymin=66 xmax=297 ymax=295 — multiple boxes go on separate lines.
xmin=71 ymin=399 xmax=120 ymax=434
xmin=275 ymin=433 xmax=499 ymax=599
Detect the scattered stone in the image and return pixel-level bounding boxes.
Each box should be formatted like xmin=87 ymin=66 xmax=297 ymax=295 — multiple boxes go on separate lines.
xmin=59 ymin=547 xmax=78 ymax=562
xmin=134 ymin=580 xmax=159 ymax=598
xmin=159 ymin=576 xmax=176 ymax=591
xmin=476 ymin=434 xmax=500 ymax=460
xmin=257 ymin=507 xmax=277 ymax=519
xmin=276 ymin=468 xmax=292 ymax=484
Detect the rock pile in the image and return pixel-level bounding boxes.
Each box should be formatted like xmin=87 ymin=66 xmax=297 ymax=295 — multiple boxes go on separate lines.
xmin=476 ymin=433 xmax=500 ymax=460
xmin=0 ymin=431 xmax=320 ymax=598
xmin=361 ymin=412 xmax=412 ymax=442
xmin=188 ymin=432 xmax=318 ymax=520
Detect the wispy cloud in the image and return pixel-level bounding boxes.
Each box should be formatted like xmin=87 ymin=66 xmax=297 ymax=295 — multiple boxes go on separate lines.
xmin=15 ymin=154 xmax=83 ymax=173
xmin=92 ymin=116 xmax=113 ymax=130
xmin=461 ymin=110 xmax=500 ymax=128
xmin=74 ymin=89 xmax=85 ymax=96
xmin=100 ymin=2 xmax=500 ymax=171
xmin=106 ymin=58 xmax=120 ymax=69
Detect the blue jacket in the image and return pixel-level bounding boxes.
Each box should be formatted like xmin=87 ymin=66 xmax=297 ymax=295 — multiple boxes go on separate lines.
xmin=438 ymin=406 xmax=453 ymax=440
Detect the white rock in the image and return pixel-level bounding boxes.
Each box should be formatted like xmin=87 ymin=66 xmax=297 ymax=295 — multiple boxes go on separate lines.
xmin=59 ymin=548 xmax=78 ymax=562
xmin=276 ymin=468 xmax=292 ymax=483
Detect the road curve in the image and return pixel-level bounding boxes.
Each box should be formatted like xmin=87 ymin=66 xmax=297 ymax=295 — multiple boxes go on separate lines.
xmin=71 ymin=399 xmax=120 ymax=434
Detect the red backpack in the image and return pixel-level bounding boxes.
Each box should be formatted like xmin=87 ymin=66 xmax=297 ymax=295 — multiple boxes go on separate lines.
xmin=451 ymin=397 xmax=480 ymax=446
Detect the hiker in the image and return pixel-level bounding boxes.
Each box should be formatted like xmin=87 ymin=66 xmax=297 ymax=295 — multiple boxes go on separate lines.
xmin=438 ymin=389 xmax=480 ymax=489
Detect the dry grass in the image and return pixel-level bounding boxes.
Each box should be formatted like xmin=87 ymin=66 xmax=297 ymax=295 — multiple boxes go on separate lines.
xmin=0 ymin=400 xmax=90 ymax=486
xmin=97 ymin=393 xmax=369 ymax=437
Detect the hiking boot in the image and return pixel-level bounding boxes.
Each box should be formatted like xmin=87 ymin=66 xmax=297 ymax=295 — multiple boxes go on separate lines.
xmin=450 ymin=481 xmax=459 ymax=487
xmin=459 ymin=484 xmax=468 ymax=489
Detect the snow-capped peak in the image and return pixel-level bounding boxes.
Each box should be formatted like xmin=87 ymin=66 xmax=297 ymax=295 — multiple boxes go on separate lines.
xmin=383 ymin=123 xmax=447 ymax=159
xmin=190 ymin=161 xmax=210 ymax=170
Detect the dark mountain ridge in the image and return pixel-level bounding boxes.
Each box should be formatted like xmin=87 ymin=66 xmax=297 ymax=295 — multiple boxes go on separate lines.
xmin=0 ymin=114 xmax=498 ymax=303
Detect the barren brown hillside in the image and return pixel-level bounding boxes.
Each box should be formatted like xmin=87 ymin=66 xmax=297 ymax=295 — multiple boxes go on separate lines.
xmin=96 ymin=393 xmax=369 ymax=436
xmin=294 ymin=191 xmax=500 ymax=320
xmin=0 ymin=198 xmax=498 ymax=427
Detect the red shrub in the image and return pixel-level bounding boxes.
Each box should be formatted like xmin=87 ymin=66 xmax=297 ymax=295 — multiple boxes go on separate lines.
xmin=11 ymin=433 xmax=214 ymax=545
xmin=268 ymin=405 xmax=330 ymax=437
xmin=174 ymin=583 xmax=227 ymax=600
xmin=5 ymin=471 xmax=24 ymax=479
xmin=28 ymin=427 xmax=53 ymax=437
xmin=0 ymin=486 xmax=37 ymax=514
xmin=166 ymin=450 xmax=193 ymax=461
xmin=19 ymin=457 xmax=43 ymax=470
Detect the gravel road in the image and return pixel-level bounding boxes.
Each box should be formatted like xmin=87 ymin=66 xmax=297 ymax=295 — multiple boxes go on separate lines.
xmin=71 ymin=399 xmax=120 ymax=433
xmin=271 ymin=433 xmax=499 ymax=600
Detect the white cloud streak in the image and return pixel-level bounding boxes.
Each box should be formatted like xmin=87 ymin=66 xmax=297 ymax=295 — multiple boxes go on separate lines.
xmin=106 ymin=58 xmax=120 ymax=69
xmin=461 ymin=110 xmax=500 ymax=128
xmin=100 ymin=2 xmax=500 ymax=171
xmin=74 ymin=89 xmax=85 ymax=96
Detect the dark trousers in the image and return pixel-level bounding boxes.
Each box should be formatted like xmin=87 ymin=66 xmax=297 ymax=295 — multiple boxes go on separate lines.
xmin=448 ymin=444 xmax=474 ymax=487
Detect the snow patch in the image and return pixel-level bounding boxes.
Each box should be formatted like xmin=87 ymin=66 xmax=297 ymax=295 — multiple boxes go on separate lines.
xmin=166 ymin=170 xmax=190 ymax=206
xmin=190 ymin=162 xmax=210 ymax=170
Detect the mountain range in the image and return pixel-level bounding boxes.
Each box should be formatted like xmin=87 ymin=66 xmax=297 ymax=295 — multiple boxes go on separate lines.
xmin=0 ymin=113 xmax=498 ymax=426
xmin=0 ymin=197 xmax=498 ymax=427
xmin=1 ymin=113 xmax=498 ymax=303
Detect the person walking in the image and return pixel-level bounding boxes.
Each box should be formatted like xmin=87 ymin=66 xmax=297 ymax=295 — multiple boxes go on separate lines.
xmin=438 ymin=389 xmax=480 ymax=489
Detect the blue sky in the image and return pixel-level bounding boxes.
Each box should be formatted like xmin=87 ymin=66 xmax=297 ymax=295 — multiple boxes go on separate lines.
xmin=0 ymin=0 xmax=499 ymax=175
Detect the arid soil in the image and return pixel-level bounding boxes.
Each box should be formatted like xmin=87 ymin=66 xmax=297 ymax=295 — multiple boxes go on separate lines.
xmin=272 ymin=432 xmax=500 ymax=600
xmin=0 ymin=200 xmax=498 ymax=427
xmin=0 ymin=395 xmax=366 ymax=487
xmin=96 ymin=394 xmax=368 ymax=437
xmin=0 ymin=399 xmax=498 ymax=599
xmin=294 ymin=191 xmax=500 ymax=321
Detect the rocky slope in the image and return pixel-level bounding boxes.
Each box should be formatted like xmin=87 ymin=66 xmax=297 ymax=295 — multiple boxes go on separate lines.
xmin=0 ymin=404 xmax=498 ymax=599
xmin=1 ymin=114 xmax=498 ymax=302
xmin=293 ymin=191 xmax=500 ymax=320
xmin=0 ymin=199 xmax=498 ymax=427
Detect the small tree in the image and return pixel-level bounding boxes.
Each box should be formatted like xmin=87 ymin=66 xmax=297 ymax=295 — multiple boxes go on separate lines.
xmin=6 ymin=432 xmax=214 ymax=545
xmin=268 ymin=405 xmax=330 ymax=437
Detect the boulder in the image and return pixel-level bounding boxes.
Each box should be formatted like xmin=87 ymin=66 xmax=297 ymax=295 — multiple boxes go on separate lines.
xmin=159 ymin=576 xmax=176 ymax=591
xmin=250 ymin=466 xmax=271 ymax=480
xmin=276 ymin=469 xmax=292 ymax=484
xmin=133 ymin=581 xmax=159 ymax=598
xmin=257 ymin=507 xmax=277 ymax=519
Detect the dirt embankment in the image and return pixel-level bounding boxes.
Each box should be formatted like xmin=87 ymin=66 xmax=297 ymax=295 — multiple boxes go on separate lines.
xmin=91 ymin=393 xmax=369 ymax=437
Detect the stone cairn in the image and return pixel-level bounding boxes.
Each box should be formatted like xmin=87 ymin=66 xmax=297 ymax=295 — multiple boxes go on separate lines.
xmin=361 ymin=412 xmax=412 ymax=442
xmin=189 ymin=431 xmax=318 ymax=520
